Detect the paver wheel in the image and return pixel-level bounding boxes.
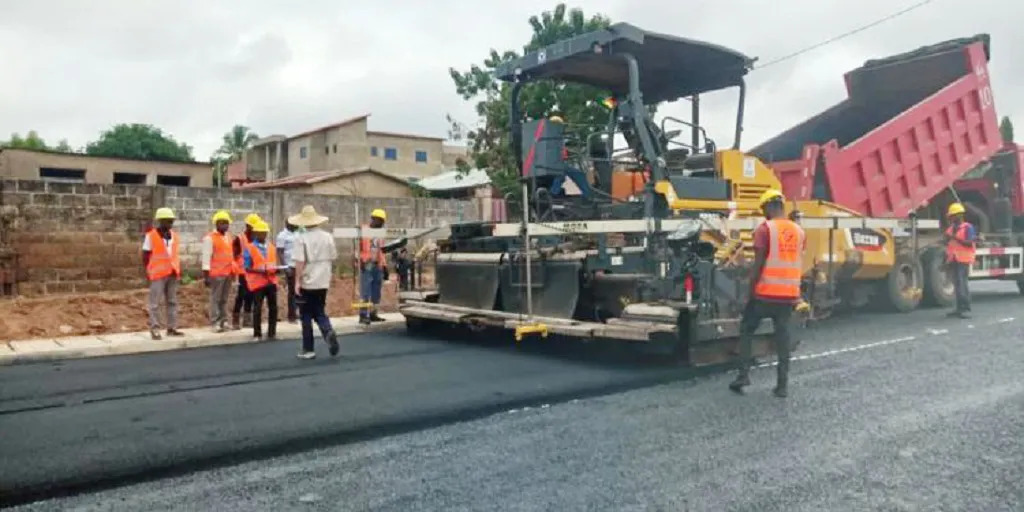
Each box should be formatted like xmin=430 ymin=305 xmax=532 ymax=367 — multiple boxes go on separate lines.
xmin=880 ymin=253 xmax=923 ymax=313
xmin=921 ymin=247 xmax=954 ymax=308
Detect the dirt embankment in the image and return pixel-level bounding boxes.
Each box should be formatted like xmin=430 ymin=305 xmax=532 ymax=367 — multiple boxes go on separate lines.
xmin=0 ymin=277 xmax=405 ymax=341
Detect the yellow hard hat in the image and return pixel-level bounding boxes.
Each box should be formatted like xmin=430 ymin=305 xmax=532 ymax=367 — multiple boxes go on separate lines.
xmin=371 ymin=208 xmax=386 ymax=221
xmin=245 ymin=213 xmax=262 ymax=226
xmin=212 ymin=210 xmax=232 ymax=223
xmin=154 ymin=207 xmax=175 ymax=220
xmin=549 ymin=115 xmax=565 ymax=123
xmin=947 ymin=202 xmax=965 ymax=216
xmin=758 ymin=189 xmax=785 ymax=208
xmin=250 ymin=219 xmax=270 ymax=233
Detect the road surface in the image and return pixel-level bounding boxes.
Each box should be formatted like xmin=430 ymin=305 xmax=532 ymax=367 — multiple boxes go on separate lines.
xmin=4 ymin=283 xmax=1024 ymax=510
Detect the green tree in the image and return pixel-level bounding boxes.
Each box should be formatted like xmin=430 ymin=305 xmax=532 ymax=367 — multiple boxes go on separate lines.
xmin=1000 ymin=116 xmax=1014 ymax=143
xmin=85 ymin=123 xmax=194 ymax=162
xmin=216 ymin=125 xmax=259 ymax=163
xmin=2 ymin=130 xmax=49 ymax=150
xmin=54 ymin=139 xmax=73 ymax=152
xmin=449 ymin=3 xmax=613 ymax=193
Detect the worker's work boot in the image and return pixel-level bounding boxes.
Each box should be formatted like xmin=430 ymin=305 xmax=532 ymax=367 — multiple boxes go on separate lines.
xmin=231 ymin=314 xmax=241 ymax=331
xmin=369 ymin=311 xmax=385 ymax=322
xmin=150 ymin=329 xmax=162 ymax=341
xmin=946 ymin=310 xmax=970 ymax=319
xmin=359 ymin=315 xmax=372 ymax=326
xmin=167 ymin=329 xmax=185 ymax=337
xmin=772 ymin=386 xmax=788 ymax=398
xmin=773 ymin=374 xmax=788 ymax=398
xmin=327 ymin=331 xmax=340 ymax=357
xmin=728 ymin=375 xmax=750 ymax=394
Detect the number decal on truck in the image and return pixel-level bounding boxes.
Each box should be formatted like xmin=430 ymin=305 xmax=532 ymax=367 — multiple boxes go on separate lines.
xmin=980 ymin=86 xmax=993 ymax=110
xmin=849 ymin=228 xmax=885 ymax=252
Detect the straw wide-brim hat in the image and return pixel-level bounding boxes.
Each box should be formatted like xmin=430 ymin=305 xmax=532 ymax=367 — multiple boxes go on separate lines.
xmin=289 ymin=205 xmax=329 ymax=227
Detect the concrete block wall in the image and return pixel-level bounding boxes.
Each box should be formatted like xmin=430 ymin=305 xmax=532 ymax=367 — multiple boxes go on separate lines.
xmin=0 ymin=179 xmax=479 ymax=297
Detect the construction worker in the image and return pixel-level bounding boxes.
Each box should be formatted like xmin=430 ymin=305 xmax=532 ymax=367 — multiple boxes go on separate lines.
xmin=142 ymin=207 xmax=184 ymax=340
xmin=944 ymin=202 xmax=976 ymax=318
xmin=202 ymin=210 xmax=235 ymax=332
xmin=275 ymin=221 xmax=299 ymax=323
xmin=730 ymin=189 xmax=806 ymax=398
xmin=231 ymin=213 xmax=260 ymax=329
xmin=290 ymin=205 xmax=340 ymax=359
xmin=358 ymin=209 xmax=388 ymax=325
xmin=243 ymin=220 xmax=279 ymax=340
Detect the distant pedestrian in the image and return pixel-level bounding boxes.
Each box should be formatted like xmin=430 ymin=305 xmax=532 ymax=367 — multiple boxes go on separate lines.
xmin=290 ymin=205 xmax=339 ymax=360
xmin=231 ymin=213 xmax=260 ymax=330
xmin=358 ymin=208 xmax=388 ymax=325
xmin=142 ymin=207 xmax=185 ymax=340
xmin=243 ymin=220 xmax=279 ymax=340
xmin=944 ymin=202 xmax=976 ymax=319
xmin=202 ymin=210 xmax=235 ymax=332
xmin=730 ymin=189 xmax=805 ymax=398
xmin=276 ymin=221 xmax=300 ymax=323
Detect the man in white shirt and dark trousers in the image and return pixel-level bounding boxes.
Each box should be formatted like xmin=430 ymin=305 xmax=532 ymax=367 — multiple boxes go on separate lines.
xmin=276 ymin=222 xmax=299 ymax=323
xmin=290 ymin=205 xmax=340 ymax=360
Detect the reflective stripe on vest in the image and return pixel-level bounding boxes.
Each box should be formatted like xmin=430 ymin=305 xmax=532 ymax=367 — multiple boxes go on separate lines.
xmin=359 ymin=224 xmax=386 ymax=265
xmin=945 ymin=223 xmax=976 ymax=265
xmin=244 ymin=240 xmax=279 ymax=292
xmin=754 ymin=219 xmax=804 ymax=299
xmin=208 ymin=231 xmax=235 ymax=278
xmin=146 ymin=229 xmax=180 ymax=281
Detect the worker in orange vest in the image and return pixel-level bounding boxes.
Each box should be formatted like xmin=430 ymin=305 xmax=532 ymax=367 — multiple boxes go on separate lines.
xmin=231 ymin=213 xmax=260 ymax=330
xmin=202 ymin=210 xmax=235 ymax=332
xmin=243 ymin=219 xmax=279 ymax=340
xmin=730 ymin=190 xmax=806 ymax=398
xmin=358 ymin=209 xmax=388 ymax=325
xmin=944 ymin=202 xmax=976 ymax=319
xmin=142 ymin=207 xmax=184 ymax=341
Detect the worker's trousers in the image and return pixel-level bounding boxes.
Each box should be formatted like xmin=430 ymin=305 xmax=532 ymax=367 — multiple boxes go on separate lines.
xmin=233 ymin=275 xmax=253 ymax=317
xmin=359 ymin=264 xmax=383 ymax=316
xmin=736 ymin=299 xmax=794 ymax=387
xmin=299 ymin=288 xmax=334 ymax=352
xmin=251 ymin=283 xmax=278 ymax=338
xmin=949 ymin=261 xmax=972 ymax=313
xmin=208 ymin=276 xmax=231 ymax=328
xmin=148 ymin=277 xmax=179 ymax=331
xmin=284 ymin=268 xmax=298 ymax=322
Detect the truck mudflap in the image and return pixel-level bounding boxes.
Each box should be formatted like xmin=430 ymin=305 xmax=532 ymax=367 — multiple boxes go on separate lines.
xmin=398 ymin=293 xmax=796 ymax=367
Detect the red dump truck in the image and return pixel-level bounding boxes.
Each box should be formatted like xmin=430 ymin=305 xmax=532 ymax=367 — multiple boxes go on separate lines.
xmin=751 ymin=34 xmax=1024 ymax=304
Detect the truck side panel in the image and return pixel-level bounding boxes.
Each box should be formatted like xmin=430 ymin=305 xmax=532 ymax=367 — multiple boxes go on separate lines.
xmin=753 ymin=36 xmax=1001 ymax=218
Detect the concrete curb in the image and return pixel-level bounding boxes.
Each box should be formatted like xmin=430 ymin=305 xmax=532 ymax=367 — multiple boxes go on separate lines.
xmin=0 ymin=314 xmax=406 ymax=366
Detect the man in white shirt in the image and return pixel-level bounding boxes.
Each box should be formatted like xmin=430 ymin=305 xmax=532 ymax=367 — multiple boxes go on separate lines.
xmin=275 ymin=222 xmax=299 ymax=323
xmin=289 ymin=205 xmax=339 ymax=360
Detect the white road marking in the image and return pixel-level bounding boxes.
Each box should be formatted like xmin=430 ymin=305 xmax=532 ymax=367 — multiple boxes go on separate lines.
xmin=756 ymin=336 xmax=917 ymax=369
xmin=997 ymin=317 xmax=1015 ymax=324
xmin=926 ymin=328 xmax=949 ymax=335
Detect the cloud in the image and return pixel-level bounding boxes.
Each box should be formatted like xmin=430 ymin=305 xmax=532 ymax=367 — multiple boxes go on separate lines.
xmin=0 ymin=0 xmax=1020 ymax=160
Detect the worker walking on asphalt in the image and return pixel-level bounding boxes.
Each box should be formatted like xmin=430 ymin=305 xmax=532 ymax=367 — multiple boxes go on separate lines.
xmin=232 ymin=213 xmax=260 ymax=330
xmin=291 ymin=205 xmax=339 ymax=359
xmin=945 ymin=202 xmax=976 ymax=319
xmin=276 ymin=221 xmax=300 ymax=323
xmin=142 ymin=207 xmax=185 ymax=341
xmin=243 ymin=220 xmax=279 ymax=340
xmin=202 ymin=210 xmax=235 ymax=332
xmin=730 ymin=190 xmax=805 ymax=398
xmin=358 ymin=209 xmax=388 ymax=325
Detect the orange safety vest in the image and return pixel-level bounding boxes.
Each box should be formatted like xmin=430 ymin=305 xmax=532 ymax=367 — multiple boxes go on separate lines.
xmin=145 ymin=229 xmax=180 ymax=281
xmin=207 ymin=231 xmax=235 ymax=278
xmin=244 ymin=239 xmax=279 ymax=292
xmin=945 ymin=222 xmax=976 ymax=265
xmin=359 ymin=225 xmax=387 ymax=266
xmin=754 ymin=219 xmax=805 ymax=300
xmin=234 ymin=232 xmax=250 ymax=277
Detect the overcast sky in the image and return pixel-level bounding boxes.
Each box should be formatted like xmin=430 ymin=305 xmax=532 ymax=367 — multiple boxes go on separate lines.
xmin=0 ymin=0 xmax=1020 ymax=160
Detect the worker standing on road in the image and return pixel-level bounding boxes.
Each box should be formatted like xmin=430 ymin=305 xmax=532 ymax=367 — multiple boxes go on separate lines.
xmin=276 ymin=221 xmax=299 ymax=323
xmin=944 ymin=202 xmax=976 ymax=319
xmin=202 ymin=210 xmax=235 ymax=332
xmin=142 ymin=207 xmax=185 ymax=341
xmin=232 ymin=213 xmax=260 ymax=330
xmin=730 ymin=190 xmax=805 ymax=398
xmin=291 ymin=205 xmax=340 ymax=359
xmin=243 ymin=220 xmax=279 ymax=340
xmin=358 ymin=209 xmax=388 ymax=326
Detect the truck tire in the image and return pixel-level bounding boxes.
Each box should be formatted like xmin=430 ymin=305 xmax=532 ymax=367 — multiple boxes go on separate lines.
xmin=921 ymin=247 xmax=955 ymax=308
xmin=879 ymin=253 xmax=923 ymax=313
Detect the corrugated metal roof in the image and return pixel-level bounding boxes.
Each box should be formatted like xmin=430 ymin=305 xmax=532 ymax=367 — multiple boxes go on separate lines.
xmin=414 ymin=168 xmax=491 ymax=191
